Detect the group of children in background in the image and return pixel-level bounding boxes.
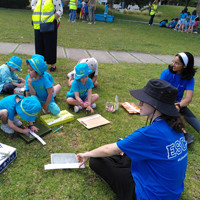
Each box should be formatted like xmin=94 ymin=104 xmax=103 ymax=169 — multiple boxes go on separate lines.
xmin=0 ymin=55 xmax=99 ymax=135
xmin=159 ymin=8 xmax=199 ymax=34
xmin=67 ymin=0 xmax=109 ymax=23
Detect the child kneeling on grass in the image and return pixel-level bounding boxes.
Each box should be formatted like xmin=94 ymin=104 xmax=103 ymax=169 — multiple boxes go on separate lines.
xmin=0 ymin=95 xmax=41 ymax=134
xmin=66 ymin=63 xmax=99 ymax=113
xmin=0 ymin=56 xmax=25 ymax=94
xmin=25 ymin=56 xmax=60 ymax=115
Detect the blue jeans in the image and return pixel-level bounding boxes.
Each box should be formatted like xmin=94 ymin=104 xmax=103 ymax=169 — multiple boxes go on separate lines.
xmin=149 ymin=15 xmax=155 ymax=25
xmin=69 ymin=9 xmax=76 ymax=22
xmin=181 ymin=106 xmax=200 ymax=133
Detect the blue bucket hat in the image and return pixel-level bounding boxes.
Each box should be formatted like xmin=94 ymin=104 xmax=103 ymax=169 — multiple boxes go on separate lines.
xmin=75 ymin=63 xmax=93 ymax=80
xmin=6 ymin=56 xmax=22 ymax=71
xmin=26 ymin=57 xmax=47 ymax=76
xmin=16 ymin=96 xmax=41 ymax=121
xmin=32 ymin=54 xmax=45 ymax=61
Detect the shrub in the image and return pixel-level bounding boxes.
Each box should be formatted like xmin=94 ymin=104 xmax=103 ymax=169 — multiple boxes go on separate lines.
xmin=0 ymin=0 xmax=30 ymax=9
xmin=123 ymin=9 xmax=162 ymax=17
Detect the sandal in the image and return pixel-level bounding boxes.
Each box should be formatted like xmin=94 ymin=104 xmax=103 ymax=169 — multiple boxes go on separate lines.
xmin=50 ymin=66 xmax=56 ymax=72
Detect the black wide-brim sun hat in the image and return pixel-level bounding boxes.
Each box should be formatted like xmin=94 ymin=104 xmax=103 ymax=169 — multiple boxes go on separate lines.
xmin=130 ymin=79 xmax=180 ymax=117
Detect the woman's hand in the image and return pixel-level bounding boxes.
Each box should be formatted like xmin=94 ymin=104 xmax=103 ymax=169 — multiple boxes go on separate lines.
xmin=77 ymin=152 xmax=90 ymax=168
xmin=175 ymin=103 xmax=181 ymax=112
xmin=22 ymin=128 xmax=31 ymax=134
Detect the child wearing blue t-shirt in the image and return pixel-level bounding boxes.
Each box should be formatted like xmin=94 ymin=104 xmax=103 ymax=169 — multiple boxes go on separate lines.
xmin=104 ymin=3 xmax=109 ymax=22
xmin=25 ymin=56 xmax=60 ymax=115
xmin=66 ymin=63 xmax=99 ymax=113
xmin=188 ymin=10 xmax=198 ymax=33
xmin=0 ymin=94 xmax=41 ymax=134
xmin=178 ymin=10 xmax=188 ymax=32
xmin=0 ymin=56 xmax=25 ymax=94
xmin=83 ymin=1 xmax=88 ymax=22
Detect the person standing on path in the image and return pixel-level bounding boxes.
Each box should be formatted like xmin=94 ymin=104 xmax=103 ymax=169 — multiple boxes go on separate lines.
xmin=149 ymin=0 xmax=158 ymax=26
xmin=88 ymin=0 xmax=96 ymax=24
xmin=31 ymin=0 xmax=63 ymax=72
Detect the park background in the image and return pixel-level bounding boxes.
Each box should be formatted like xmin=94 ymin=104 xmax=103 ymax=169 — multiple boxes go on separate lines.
xmin=0 ymin=0 xmax=200 ymax=199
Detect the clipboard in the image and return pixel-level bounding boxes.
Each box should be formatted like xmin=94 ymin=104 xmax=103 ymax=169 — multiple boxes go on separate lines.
xmin=77 ymin=114 xmax=110 ymax=129
xmin=120 ymin=102 xmax=140 ymax=114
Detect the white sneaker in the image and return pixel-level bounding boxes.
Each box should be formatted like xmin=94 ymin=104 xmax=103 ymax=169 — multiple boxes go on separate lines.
xmin=72 ymin=20 xmax=76 ymax=23
xmin=74 ymin=105 xmax=83 ymax=113
xmin=93 ymin=22 xmax=96 ymax=24
xmin=1 ymin=124 xmax=14 ymax=134
xmin=13 ymin=117 xmax=22 ymax=127
xmin=88 ymin=22 xmax=92 ymax=24
xmin=91 ymin=103 xmax=96 ymax=109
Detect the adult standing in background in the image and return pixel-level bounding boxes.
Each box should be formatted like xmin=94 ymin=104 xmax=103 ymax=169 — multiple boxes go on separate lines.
xmin=69 ymin=0 xmax=77 ymax=22
xmin=31 ymin=0 xmax=63 ymax=72
xmin=149 ymin=0 xmax=158 ymax=26
xmin=88 ymin=0 xmax=96 ymax=24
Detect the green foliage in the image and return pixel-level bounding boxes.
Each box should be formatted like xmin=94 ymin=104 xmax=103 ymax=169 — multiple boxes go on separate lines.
xmin=0 ymin=0 xmax=30 ymax=9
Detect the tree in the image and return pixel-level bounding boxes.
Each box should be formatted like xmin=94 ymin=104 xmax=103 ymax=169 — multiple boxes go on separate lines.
xmin=0 ymin=0 xmax=30 ymax=9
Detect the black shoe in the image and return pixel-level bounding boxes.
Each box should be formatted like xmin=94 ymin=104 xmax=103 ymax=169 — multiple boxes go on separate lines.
xmin=184 ymin=133 xmax=194 ymax=145
xmin=50 ymin=66 xmax=56 ymax=72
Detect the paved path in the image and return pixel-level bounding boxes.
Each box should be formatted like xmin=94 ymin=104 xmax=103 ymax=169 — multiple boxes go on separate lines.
xmin=1 ymin=42 xmax=200 ymax=67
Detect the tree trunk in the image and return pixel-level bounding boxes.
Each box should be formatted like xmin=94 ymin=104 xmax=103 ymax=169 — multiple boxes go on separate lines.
xmin=197 ymin=0 xmax=200 ymax=16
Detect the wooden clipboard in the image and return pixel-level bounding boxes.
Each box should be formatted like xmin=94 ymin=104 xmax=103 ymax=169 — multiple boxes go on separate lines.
xmin=77 ymin=114 xmax=110 ymax=129
xmin=120 ymin=102 xmax=140 ymax=114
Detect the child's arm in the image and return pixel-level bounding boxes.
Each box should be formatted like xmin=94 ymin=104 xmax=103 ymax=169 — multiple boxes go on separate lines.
xmin=28 ymin=121 xmax=39 ymax=133
xmin=43 ymin=87 xmax=53 ymax=111
xmin=85 ymin=89 xmax=94 ymax=113
xmin=28 ymin=76 xmax=36 ymax=95
xmin=74 ymin=92 xmax=86 ymax=107
xmin=8 ymin=119 xmax=30 ymax=134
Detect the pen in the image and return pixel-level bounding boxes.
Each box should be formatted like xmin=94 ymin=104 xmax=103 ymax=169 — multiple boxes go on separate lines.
xmin=53 ymin=125 xmax=63 ymax=133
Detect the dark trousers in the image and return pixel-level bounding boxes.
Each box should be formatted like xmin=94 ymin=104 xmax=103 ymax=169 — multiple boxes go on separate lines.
xmin=149 ymin=15 xmax=155 ymax=25
xmin=2 ymin=83 xmax=16 ymax=94
xmin=34 ymin=20 xmax=57 ymax=65
xmin=89 ymin=154 xmax=136 ymax=200
xmin=181 ymin=106 xmax=200 ymax=133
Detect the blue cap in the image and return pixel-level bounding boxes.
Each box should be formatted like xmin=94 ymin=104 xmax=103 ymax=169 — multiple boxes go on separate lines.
xmin=75 ymin=63 xmax=93 ymax=80
xmin=26 ymin=57 xmax=47 ymax=76
xmin=6 ymin=56 xmax=22 ymax=72
xmin=16 ymin=96 xmax=41 ymax=121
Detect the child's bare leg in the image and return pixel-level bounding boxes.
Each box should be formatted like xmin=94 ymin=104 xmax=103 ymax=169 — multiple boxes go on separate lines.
xmin=0 ymin=109 xmax=8 ymax=124
xmin=85 ymin=94 xmax=99 ymax=104
xmin=53 ymin=84 xmax=61 ymax=96
xmin=66 ymin=97 xmax=81 ymax=106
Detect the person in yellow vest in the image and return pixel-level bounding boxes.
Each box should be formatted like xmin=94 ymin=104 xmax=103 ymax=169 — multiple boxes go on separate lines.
xmin=31 ymin=0 xmax=63 ymax=72
xmin=69 ymin=0 xmax=77 ymax=22
xmin=149 ymin=0 xmax=158 ymax=26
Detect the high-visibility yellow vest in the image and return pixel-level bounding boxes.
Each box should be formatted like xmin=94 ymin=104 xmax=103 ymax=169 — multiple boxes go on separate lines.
xmin=69 ymin=0 xmax=77 ymax=10
xmin=32 ymin=0 xmax=55 ymax=30
xmin=150 ymin=4 xmax=157 ymax=16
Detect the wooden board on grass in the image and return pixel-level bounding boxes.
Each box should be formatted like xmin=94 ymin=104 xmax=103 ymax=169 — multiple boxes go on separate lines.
xmin=120 ymin=102 xmax=140 ymax=114
xmin=77 ymin=114 xmax=110 ymax=129
xmin=17 ymin=121 xmax=52 ymax=144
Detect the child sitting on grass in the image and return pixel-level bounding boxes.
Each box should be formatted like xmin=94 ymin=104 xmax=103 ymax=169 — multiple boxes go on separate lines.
xmin=0 ymin=94 xmax=41 ymax=134
xmin=0 ymin=56 xmax=25 ymax=94
xmin=66 ymin=63 xmax=99 ymax=113
xmin=25 ymin=56 xmax=60 ymax=115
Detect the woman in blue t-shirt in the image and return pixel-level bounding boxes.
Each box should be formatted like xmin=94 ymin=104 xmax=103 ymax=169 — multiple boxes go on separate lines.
xmin=160 ymin=52 xmax=199 ymax=144
xmin=77 ymin=79 xmax=188 ymax=200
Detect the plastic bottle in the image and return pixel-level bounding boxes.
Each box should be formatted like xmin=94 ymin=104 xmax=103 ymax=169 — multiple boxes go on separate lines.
xmin=115 ymin=95 xmax=119 ymax=110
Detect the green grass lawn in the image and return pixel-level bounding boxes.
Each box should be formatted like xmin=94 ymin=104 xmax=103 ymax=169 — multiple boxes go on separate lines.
xmin=0 ymin=5 xmax=199 ymax=55
xmin=0 ymin=53 xmax=200 ymax=200
xmin=0 ymin=4 xmax=200 ymax=200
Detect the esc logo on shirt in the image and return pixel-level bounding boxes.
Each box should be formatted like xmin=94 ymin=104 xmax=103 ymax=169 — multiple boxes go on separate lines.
xmin=166 ymin=137 xmax=187 ymax=159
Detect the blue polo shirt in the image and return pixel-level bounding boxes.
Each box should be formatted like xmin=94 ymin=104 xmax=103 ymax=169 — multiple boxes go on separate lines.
xmin=0 ymin=94 xmax=23 ymax=121
xmin=66 ymin=78 xmax=94 ymax=99
xmin=160 ymin=69 xmax=194 ymax=102
xmin=117 ymin=119 xmax=188 ymax=200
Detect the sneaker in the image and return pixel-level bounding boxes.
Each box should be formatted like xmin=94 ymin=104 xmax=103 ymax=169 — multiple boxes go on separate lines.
xmin=74 ymin=105 xmax=83 ymax=113
xmin=72 ymin=20 xmax=76 ymax=23
xmin=91 ymin=103 xmax=96 ymax=109
xmin=13 ymin=117 xmax=22 ymax=127
xmin=1 ymin=124 xmax=14 ymax=134
xmin=93 ymin=22 xmax=96 ymax=24
xmin=184 ymin=133 xmax=194 ymax=145
xmin=88 ymin=22 xmax=92 ymax=24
